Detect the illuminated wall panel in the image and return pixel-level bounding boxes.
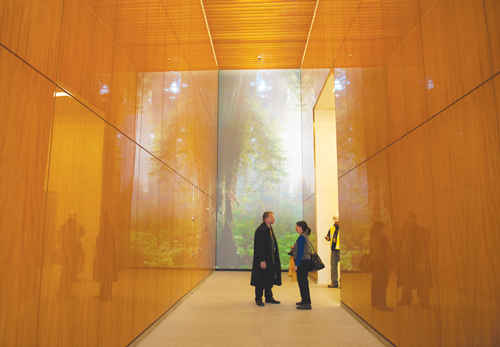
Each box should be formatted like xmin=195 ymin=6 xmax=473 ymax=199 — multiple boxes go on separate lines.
xmin=0 ymin=0 xmax=63 ymax=80
xmin=216 ymin=69 xmax=303 ymax=269
xmin=302 ymin=0 xmax=500 ymax=345
xmin=0 ymin=0 xmax=217 ymax=346
xmin=0 ymin=47 xmax=55 ymax=347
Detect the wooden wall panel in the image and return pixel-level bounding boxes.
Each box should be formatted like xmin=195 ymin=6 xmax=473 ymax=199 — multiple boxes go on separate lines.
xmin=359 ymin=1 xmax=388 ymax=158
xmin=386 ymin=27 xmax=427 ymax=143
xmin=337 ymin=174 xmax=353 ymax=303
xmin=38 ymin=89 xmax=104 ymax=347
xmin=346 ymin=65 xmax=367 ymax=170
xmin=130 ymin=149 xmax=159 ymax=337
xmin=2 ymin=0 xmax=218 ymax=345
xmin=96 ymin=125 xmax=136 ymax=347
xmin=0 ymin=48 xmax=55 ymax=347
xmin=0 ymin=0 xmax=63 ymax=80
xmin=155 ymin=165 xmax=176 ymax=319
xmin=496 ymin=76 xmax=500 ymax=127
xmin=109 ymin=46 xmax=139 ymax=141
xmin=334 ymin=50 xmax=349 ymax=176
xmin=186 ymin=73 xmax=197 ymax=185
xmin=301 ymin=0 xmax=360 ymax=70
xmin=304 ymin=0 xmax=500 ymax=346
xmin=191 ymin=69 xmax=219 ymax=124
xmin=420 ymin=0 xmax=491 ymax=118
xmin=429 ymin=81 xmax=500 ymax=194
xmin=139 ymin=71 xmax=164 ymax=154
xmin=484 ymin=0 xmax=500 ymax=75
xmin=381 ymin=0 xmax=421 ymax=63
xmin=159 ymin=71 xmax=180 ymax=167
xmin=366 ymin=151 xmax=399 ymax=345
xmin=174 ymin=174 xmax=194 ymax=301
xmin=387 ymin=124 xmax=440 ymax=347
xmin=57 ymin=0 xmax=115 ymax=116
xmin=429 ymin=81 xmax=500 ymax=345
xmin=192 ymin=188 xmax=204 ymax=286
xmin=175 ymin=69 xmax=190 ymax=179
xmin=348 ymin=163 xmax=371 ymax=321
xmin=362 ymin=66 xmax=389 ymax=158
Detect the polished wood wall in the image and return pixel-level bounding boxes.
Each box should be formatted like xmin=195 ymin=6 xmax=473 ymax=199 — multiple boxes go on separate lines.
xmin=300 ymin=0 xmax=361 ymax=272
xmin=302 ymin=0 xmax=500 ymax=346
xmin=0 ymin=0 xmax=218 ymax=346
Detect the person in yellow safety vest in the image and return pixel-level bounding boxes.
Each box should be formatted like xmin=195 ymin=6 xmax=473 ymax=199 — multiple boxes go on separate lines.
xmin=325 ymin=214 xmax=340 ymax=288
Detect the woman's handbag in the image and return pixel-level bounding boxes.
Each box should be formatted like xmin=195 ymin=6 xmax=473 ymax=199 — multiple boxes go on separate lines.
xmin=308 ymin=244 xmax=325 ymax=272
xmin=358 ymin=245 xmax=371 ymax=272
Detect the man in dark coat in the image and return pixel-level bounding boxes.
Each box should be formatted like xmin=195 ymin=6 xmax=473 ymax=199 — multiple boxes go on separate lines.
xmin=250 ymin=211 xmax=282 ymax=306
xmin=396 ymin=212 xmax=433 ymax=308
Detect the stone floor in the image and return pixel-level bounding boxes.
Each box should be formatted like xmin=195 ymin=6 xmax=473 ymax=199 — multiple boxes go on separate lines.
xmin=134 ymin=271 xmax=387 ymax=347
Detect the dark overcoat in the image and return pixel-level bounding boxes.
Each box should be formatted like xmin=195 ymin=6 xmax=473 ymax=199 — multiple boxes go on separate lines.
xmin=250 ymin=222 xmax=282 ymax=287
xmin=396 ymin=223 xmax=433 ymax=290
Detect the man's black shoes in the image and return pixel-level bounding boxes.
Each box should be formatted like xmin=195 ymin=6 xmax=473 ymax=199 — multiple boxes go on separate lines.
xmin=265 ymin=298 xmax=281 ymax=304
xmin=255 ymin=299 xmax=264 ymax=306
xmin=296 ymin=303 xmax=312 ymax=310
xmin=296 ymin=301 xmax=303 ymax=305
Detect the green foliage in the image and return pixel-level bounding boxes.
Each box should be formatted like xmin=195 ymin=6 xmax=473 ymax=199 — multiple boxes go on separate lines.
xmin=217 ymin=70 xmax=303 ymax=269
xmin=129 ymin=228 xmax=186 ymax=268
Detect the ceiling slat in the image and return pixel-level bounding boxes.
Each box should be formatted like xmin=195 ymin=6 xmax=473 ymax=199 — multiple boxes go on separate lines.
xmin=203 ymin=0 xmax=316 ymax=69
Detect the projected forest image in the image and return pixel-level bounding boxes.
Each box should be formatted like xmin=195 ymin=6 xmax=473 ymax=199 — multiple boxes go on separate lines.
xmin=217 ymin=70 xmax=303 ymax=269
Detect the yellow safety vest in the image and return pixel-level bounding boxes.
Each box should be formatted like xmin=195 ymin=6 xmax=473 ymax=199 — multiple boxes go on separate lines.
xmin=330 ymin=225 xmax=340 ymax=250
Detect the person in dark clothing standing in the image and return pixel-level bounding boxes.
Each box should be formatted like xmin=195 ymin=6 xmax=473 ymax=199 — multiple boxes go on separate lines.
xmin=396 ymin=212 xmax=432 ymax=308
xmin=325 ymin=214 xmax=340 ymax=288
xmin=370 ymin=221 xmax=395 ymax=311
xmin=250 ymin=211 xmax=282 ymax=306
xmin=293 ymin=221 xmax=312 ymax=310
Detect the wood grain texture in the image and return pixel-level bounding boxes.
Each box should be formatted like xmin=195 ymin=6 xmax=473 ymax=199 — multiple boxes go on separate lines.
xmin=57 ymin=0 xmax=114 ymax=115
xmin=309 ymin=1 xmax=500 ymax=346
xmin=429 ymin=81 xmax=500 ymax=193
xmin=38 ymin=88 xmax=105 ymax=347
xmin=203 ymin=0 xmax=316 ymax=69
xmin=0 ymin=47 xmax=55 ymax=347
xmin=302 ymin=0 xmax=361 ymax=69
xmin=484 ymin=0 xmax=500 ymax=75
xmin=0 ymin=0 xmax=63 ymax=80
xmin=421 ymin=0 xmax=491 ymax=118
xmin=2 ymin=0 xmax=218 ymax=345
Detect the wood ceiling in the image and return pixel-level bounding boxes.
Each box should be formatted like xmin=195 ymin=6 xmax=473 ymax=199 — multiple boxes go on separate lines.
xmin=202 ymin=0 xmax=318 ymax=70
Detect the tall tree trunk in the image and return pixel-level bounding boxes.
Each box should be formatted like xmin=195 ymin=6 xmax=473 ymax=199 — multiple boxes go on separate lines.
xmin=216 ymin=73 xmax=247 ymax=268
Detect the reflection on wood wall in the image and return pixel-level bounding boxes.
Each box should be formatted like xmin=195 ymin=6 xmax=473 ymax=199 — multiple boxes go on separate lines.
xmin=0 ymin=0 xmax=218 ymax=346
xmin=302 ymin=0 xmax=500 ymax=346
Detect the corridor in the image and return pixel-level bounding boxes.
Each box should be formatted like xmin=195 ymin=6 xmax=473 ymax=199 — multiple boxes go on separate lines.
xmin=134 ymin=272 xmax=386 ymax=347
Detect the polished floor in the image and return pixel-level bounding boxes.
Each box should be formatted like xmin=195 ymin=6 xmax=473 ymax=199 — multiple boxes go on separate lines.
xmin=135 ymin=271 xmax=387 ymax=347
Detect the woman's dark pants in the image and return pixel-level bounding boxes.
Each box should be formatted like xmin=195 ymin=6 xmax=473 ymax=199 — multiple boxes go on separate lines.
xmin=297 ymin=259 xmax=311 ymax=304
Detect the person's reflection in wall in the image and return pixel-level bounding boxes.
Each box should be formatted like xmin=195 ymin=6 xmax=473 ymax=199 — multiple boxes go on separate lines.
xmin=396 ymin=212 xmax=432 ymax=308
xmin=59 ymin=212 xmax=85 ymax=299
xmin=93 ymin=211 xmax=117 ymax=301
xmin=370 ymin=221 xmax=395 ymax=311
